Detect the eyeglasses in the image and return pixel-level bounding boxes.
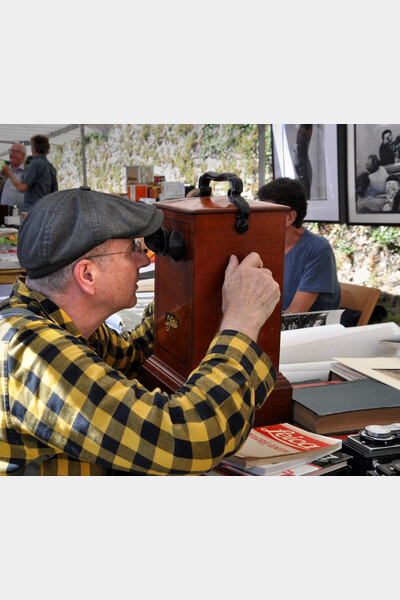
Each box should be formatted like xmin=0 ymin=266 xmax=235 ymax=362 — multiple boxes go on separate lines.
xmin=84 ymin=240 xmax=147 ymax=260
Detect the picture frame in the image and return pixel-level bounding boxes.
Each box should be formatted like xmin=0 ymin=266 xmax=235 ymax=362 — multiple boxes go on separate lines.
xmin=271 ymin=124 xmax=344 ymax=223
xmin=347 ymin=124 xmax=400 ymax=225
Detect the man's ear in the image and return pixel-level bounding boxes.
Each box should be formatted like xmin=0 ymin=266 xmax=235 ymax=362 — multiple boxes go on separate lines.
xmin=73 ymin=260 xmax=96 ymax=296
xmin=286 ymin=209 xmax=297 ymax=226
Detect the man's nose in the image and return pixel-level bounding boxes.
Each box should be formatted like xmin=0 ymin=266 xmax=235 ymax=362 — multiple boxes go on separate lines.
xmin=138 ymin=251 xmax=151 ymax=268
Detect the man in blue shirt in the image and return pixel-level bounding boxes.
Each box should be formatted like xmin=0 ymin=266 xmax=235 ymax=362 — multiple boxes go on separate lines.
xmin=257 ymin=177 xmax=341 ymax=313
xmin=2 ymin=135 xmax=58 ymax=211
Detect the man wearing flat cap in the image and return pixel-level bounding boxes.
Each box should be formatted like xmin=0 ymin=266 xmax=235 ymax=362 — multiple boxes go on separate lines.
xmin=0 ymin=187 xmax=280 ymax=475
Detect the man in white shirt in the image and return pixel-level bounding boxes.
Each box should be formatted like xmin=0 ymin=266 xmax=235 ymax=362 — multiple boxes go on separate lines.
xmin=0 ymin=143 xmax=27 ymax=212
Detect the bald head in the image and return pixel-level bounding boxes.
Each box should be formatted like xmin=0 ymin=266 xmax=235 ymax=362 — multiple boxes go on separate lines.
xmin=9 ymin=143 xmax=26 ymax=169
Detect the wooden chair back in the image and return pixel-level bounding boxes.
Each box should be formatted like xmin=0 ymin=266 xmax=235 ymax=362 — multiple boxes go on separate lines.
xmin=339 ymin=282 xmax=381 ymax=326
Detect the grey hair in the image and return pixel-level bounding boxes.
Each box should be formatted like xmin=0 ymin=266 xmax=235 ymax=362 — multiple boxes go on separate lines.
xmin=26 ymin=239 xmax=114 ymax=295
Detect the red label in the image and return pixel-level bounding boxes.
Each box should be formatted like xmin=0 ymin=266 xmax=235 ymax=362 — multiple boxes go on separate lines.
xmin=253 ymin=424 xmax=331 ymax=451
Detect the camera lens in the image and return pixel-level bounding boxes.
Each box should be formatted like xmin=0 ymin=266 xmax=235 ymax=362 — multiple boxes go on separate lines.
xmin=144 ymin=227 xmax=170 ymax=256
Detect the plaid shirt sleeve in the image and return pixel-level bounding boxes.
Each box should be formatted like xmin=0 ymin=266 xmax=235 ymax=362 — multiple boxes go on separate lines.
xmin=90 ymin=302 xmax=155 ymax=378
xmin=0 ymin=306 xmax=276 ymax=475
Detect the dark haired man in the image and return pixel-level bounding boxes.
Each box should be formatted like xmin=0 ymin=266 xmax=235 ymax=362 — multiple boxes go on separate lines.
xmin=257 ymin=177 xmax=340 ymax=313
xmin=2 ymin=134 xmax=58 ymax=211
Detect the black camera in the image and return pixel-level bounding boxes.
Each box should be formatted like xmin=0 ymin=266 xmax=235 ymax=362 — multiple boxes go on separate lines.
xmin=367 ymin=458 xmax=400 ymax=476
xmin=343 ymin=424 xmax=400 ymax=476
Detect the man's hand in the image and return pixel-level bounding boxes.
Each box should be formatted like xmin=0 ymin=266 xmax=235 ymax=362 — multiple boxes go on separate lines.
xmin=1 ymin=166 xmax=28 ymax=193
xmin=220 ymin=252 xmax=281 ymax=341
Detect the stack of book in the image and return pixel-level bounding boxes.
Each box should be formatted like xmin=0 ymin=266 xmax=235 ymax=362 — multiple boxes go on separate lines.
xmin=292 ymin=378 xmax=400 ymax=435
xmin=290 ymin=355 xmax=400 ymax=435
xmin=330 ymin=355 xmax=400 ymax=387
xmin=207 ymin=423 xmax=351 ymax=476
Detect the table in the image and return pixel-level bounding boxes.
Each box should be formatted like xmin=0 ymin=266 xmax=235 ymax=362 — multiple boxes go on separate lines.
xmin=0 ymin=268 xmax=25 ymax=284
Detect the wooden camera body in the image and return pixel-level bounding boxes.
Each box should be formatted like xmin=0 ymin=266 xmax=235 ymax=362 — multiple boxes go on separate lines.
xmin=141 ymin=173 xmax=293 ymax=426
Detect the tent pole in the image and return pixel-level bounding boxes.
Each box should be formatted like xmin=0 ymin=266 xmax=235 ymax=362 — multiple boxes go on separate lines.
xmin=80 ymin=125 xmax=87 ymax=186
xmin=258 ymin=124 xmax=265 ymax=190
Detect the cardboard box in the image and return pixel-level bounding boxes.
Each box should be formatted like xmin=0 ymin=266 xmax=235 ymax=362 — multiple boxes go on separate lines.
xmin=126 ymin=165 xmax=154 ymax=185
xmin=159 ymin=181 xmax=186 ymax=201
xmin=147 ymin=185 xmax=162 ymax=199
xmin=127 ymin=185 xmax=148 ymax=202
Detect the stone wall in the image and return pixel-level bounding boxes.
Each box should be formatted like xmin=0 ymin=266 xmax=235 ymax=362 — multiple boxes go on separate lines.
xmin=49 ymin=124 xmax=267 ymax=198
xmin=49 ymin=124 xmax=400 ymax=324
xmin=308 ymin=223 xmax=400 ymax=324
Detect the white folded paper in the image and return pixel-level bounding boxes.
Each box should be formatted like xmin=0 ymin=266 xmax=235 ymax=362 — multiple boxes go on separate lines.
xmin=280 ymin=322 xmax=400 ymax=365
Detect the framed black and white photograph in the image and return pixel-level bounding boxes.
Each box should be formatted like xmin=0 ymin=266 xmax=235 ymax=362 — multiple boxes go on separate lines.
xmin=272 ymin=124 xmax=342 ymax=222
xmin=347 ymin=124 xmax=400 ymax=225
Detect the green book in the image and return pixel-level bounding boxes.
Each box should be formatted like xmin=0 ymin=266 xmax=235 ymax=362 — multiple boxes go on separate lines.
xmin=292 ymin=378 xmax=400 ymax=434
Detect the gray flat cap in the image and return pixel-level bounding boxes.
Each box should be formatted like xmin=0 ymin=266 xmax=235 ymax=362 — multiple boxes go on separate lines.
xmin=18 ymin=186 xmax=164 ymax=278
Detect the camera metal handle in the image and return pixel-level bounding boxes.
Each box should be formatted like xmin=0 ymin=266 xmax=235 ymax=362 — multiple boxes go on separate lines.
xmin=197 ymin=171 xmax=250 ymax=234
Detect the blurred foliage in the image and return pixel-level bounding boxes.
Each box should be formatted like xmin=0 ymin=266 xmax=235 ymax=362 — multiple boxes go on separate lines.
xmin=369 ymin=226 xmax=400 ymax=252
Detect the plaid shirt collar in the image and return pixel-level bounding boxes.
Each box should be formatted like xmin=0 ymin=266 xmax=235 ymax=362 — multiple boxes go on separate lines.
xmin=2 ymin=277 xmax=88 ymax=342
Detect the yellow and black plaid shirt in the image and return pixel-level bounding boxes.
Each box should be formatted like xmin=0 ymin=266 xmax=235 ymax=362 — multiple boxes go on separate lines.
xmin=0 ymin=278 xmax=276 ymax=475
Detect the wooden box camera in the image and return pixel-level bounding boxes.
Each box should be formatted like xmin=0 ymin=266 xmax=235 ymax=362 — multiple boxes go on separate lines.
xmin=141 ymin=172 xmax=292 ymax=426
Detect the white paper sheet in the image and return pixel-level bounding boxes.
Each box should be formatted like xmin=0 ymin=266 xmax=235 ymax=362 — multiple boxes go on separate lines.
xmin=280 ymin=322 xmax=400 ymax=365
xmin=280 ymin=361 xmax=333 ymax=384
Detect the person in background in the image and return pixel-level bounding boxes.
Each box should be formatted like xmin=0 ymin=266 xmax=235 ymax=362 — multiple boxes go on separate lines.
xmin=257 ymin=177 xmax=341 ymax=313
xmin=185 ymin=185 xmax=196 ymax=197
xmin=0 ymin=143 xmax=27 ymax=213
xmin=0 ymin=186 xmax=280 ymax=475
xmin=2 ymin=134 xmax=58 ymax=211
